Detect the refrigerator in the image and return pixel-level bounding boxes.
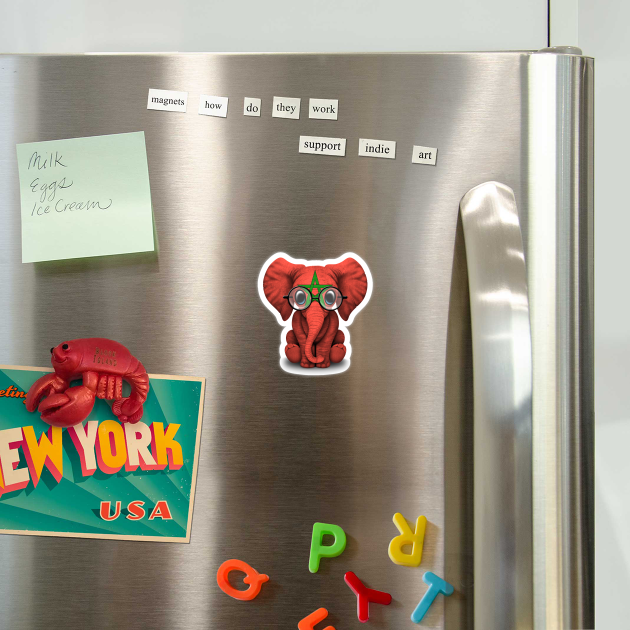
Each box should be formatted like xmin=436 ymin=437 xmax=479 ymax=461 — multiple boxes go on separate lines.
xmin=0 ymin=50 xmax=593 ymax=629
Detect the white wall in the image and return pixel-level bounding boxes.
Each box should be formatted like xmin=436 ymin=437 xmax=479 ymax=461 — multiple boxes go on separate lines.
xmin=577 ymin=1 xmax=629 ymax=627
xmin=0 ymin=0 xmax=547 ymax=53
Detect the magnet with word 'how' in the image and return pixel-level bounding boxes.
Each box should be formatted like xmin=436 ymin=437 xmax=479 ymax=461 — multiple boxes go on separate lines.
xmin=410 ymin=572 xmax=454 ymax=623
xmin=216 ymin=559 xmax=269 ymax=601
xmin=309 ymin=522 xmax=347 ymax=573
xmin=298 ymin=608 xmax=335 ymax=630
xmin=344 ymin=571 xmax=392 ymax=622
xmin=388 ymin=512 xmax=427 ymax=567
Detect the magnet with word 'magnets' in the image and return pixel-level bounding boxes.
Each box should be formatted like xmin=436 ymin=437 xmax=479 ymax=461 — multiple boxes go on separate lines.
xmin=216 ymin=559 xmax=269 ymax=601
xmin=298 ymin=608 xmax=335 ymax=630
xmin=388 ymin=512 xmax=427 ymax=567
xmin=308 ymin=522 xmax=347 ymax=573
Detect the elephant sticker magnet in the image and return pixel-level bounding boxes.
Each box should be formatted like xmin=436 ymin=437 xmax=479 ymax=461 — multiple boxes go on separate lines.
xmin=258 ymin=253 xmax=373 ymax=375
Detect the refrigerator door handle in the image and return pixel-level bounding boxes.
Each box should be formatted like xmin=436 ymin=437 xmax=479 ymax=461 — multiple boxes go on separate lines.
xmin=460 ymin=181 xmax=533 ymax=629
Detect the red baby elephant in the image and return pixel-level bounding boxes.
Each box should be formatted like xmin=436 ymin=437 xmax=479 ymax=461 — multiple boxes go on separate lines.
xmin=261 ymin=254 xmax=371 ymax=370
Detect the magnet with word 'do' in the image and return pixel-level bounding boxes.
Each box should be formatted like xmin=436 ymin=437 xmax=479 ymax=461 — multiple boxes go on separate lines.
xmin=216 ymin=559 xmax=269 ymax=601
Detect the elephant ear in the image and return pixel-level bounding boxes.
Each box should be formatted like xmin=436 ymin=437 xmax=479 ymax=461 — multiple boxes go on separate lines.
xmin=325 ymin=257 xmax=368 ymax=321
xmin=263 ymin=257 xmax=305 ymax=321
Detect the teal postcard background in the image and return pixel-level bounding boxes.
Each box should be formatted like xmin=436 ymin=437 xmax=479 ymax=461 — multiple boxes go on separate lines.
xmin=0 ymin=367 xmax=204 ymax=542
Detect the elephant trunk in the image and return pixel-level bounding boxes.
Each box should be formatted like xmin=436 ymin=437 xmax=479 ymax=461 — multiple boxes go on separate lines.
xmin=304 ymin=305 xmax=326 ymax=363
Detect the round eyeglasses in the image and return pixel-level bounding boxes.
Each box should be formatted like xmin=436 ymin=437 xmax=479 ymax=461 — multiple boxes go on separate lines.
xmin=284 ymin=286 xmax=347 ymax=311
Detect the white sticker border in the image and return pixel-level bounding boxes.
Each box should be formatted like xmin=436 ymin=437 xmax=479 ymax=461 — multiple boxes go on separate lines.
xmin=257 ymin=252 xmax=374 ymax=376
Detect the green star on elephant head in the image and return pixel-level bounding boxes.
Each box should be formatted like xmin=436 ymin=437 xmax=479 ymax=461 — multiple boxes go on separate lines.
xmin=300 ymin=271 xmax=330 ymax=295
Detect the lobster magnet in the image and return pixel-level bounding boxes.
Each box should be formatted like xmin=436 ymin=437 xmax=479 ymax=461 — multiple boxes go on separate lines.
xmin=25 ymin=338 xmax=149 ymax=427
xmin=258 ymin=253 xmax=372 ymax=375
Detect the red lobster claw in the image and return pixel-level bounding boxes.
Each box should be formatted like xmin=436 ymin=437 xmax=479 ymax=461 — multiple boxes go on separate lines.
xmin=112 ymin=398 xmax=144 ymax=424
xmin=25 ymin=373 xmax=68 ymax=413
xmin=37 ymin=386 xmax=96 ymax=428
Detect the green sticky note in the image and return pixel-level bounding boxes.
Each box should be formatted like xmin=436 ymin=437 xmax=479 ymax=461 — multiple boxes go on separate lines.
xmin=16 ymin=132 xmax=154 ymax=263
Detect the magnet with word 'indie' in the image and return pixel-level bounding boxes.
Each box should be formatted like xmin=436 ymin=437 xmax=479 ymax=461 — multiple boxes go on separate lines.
xmin=216 ymin=559 xmax=269 ymax=601
xmin=298 ymin=608 xmax=335 ymax=630
xmin=411 ymin=572 xmax=454 ymax=623
xmin=388 ymin=512 xmax=427 ymax=567
xmin=309 ymin=522 xmax=347 ymax=573
xmin=25 ymin=338 xmax=149 ymax=428
xmin=344 ymin=571 xmax=392 ymax=622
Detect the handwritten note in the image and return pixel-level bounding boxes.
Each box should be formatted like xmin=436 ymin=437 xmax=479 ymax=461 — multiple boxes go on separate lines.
xmin=16 ymin=132 xmax=154 ymax=263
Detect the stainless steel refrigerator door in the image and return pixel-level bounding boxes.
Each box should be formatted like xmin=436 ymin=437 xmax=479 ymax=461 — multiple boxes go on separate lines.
xmin=0 ymin=52 xmax=593 ymax=629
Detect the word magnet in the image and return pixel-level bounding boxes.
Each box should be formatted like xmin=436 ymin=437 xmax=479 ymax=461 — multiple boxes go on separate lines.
xmin=198 ymin=95 xmax=228 ymax=118
xmin=308 ymin=98 xmax=338 ymax=120
xmin=411 ymin=145 xmax=438 ymax=165
xmin=358 ymin=138 xmax=396 ymax=159
xmin=216 ymin=559 xmax=269 ymax=601
xmin=309 ymin=522 xmax=347 ymax=573
xmin=147 ymin=88 xmax=187 ymax=112
xmin=272 ymin=96 xmax=300 ymax=119
xmin=243 ymin=97 xmax=261 ymax=116
xmin=299 ymin=136 xmax=346 ymax=157
xmin=388 ymin=512 xmax=427 ymax=566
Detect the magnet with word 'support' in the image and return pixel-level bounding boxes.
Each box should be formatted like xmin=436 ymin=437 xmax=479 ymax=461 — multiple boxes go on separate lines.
xmin=388 ymin=512 xmax=427 ymax=567
xmin=216 ymin=559 xmax=269 ymax=601
xmin=298 ymin=608 xmax=335 ymax=630
xmin=344 ymin=571 xmax=392 ymax=622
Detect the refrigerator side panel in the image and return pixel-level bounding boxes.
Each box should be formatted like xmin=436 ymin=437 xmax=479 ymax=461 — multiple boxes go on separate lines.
xmin=526 ymin=52 xmax=595 ymax=630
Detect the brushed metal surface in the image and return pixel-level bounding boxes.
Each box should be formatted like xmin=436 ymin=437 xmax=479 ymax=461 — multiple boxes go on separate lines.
xmin=0 ymin=52 xmax=593 ymax=629
xmin=460 ymin=182 xmax=533 ymax=630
